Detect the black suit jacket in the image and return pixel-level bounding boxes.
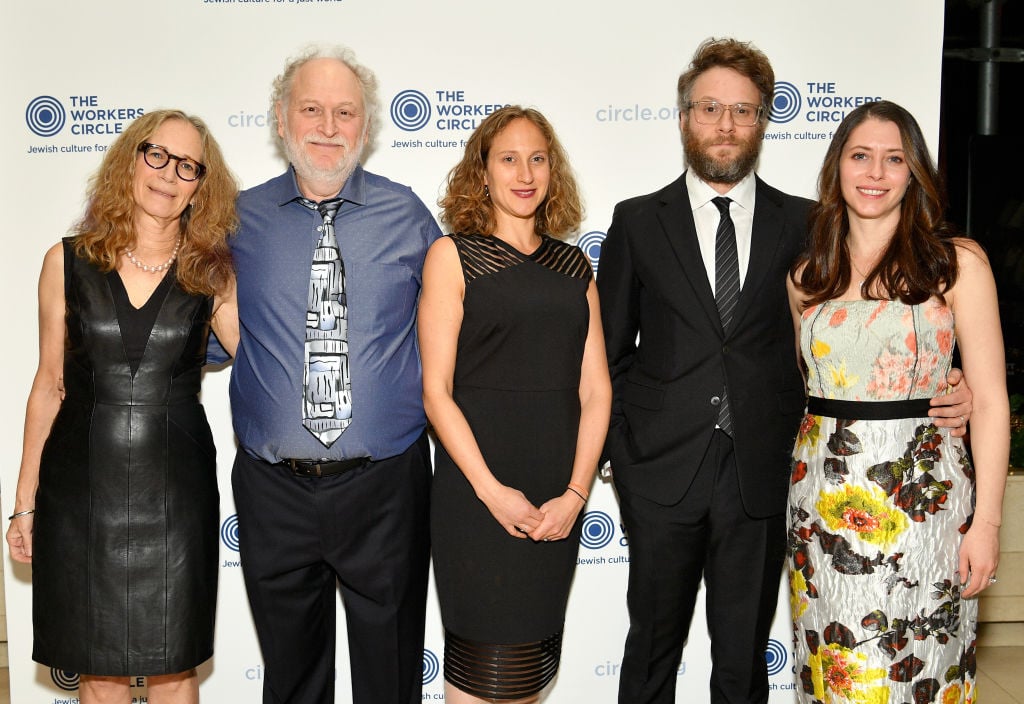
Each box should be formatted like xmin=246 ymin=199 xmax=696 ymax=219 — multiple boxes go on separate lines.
xmin=598 ymin=173 xmax=812 ymax=518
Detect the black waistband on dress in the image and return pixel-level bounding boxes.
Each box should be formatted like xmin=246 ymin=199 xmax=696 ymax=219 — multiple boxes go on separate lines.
xmin=806 ymin=396 xmax=933 ymax=420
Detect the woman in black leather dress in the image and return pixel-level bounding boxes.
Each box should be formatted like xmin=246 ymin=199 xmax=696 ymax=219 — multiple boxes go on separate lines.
xmin=420 ymin=106 xmax=611 ymax=703
xmin=6 ymin=109 xmax=238 ymax=704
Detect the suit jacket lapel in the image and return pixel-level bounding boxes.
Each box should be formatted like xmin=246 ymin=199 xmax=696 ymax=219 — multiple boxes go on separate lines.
xmin=730 ymin=176 xmax=785 ymax=331
xmin=654 ymin=175 xmax=722 ymax=331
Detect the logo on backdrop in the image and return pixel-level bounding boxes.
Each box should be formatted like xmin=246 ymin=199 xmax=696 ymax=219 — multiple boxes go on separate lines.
xmin=577 ymin=510 xmax=630 ymax=568
xmin=24 ymin=94 xmax=146 ymax=158
xmin=51 ymin=668 xmax=79 ymax=691
xmin=227 ymin=109 xmax=273 ymax=130
xmin=26 ymin=96 xmax=66 ymax=137
xmin=221 ymin=514 xmax=240 ymax=552
xmin=221 ymin=514 xmax=242 ymax=568
xmin=580 ymin=511 xmax=616 ymax=550
xmin=391 ymin=90 xmax=432 ymax=132
xmin=388 ymin=88 xmax=509 ymax=149
xmin=594 ymin=658 xmax=688 ymax=679
xmin=764 ymin=638 xmax=798 ymax=692
xmin=764 ymin=80 xmax=882 ymax=142
xmin=594 ymin=103 xmax=678 ymax=124
xmin=422 ymin=649 xmax=441 ymax=685
xmin=593 ymin=639 xmax=786 ymax=683
xmin=764 ymin=639 xmax=788 ymax=676
xmin=769 ymin=82 xmax=802 ymax=124
xmin=576 ymin=231 xmax=606 ymax=277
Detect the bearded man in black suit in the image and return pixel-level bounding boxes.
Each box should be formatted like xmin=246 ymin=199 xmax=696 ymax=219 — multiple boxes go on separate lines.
xmin=598 ymin=37 xmax=972 ymax=704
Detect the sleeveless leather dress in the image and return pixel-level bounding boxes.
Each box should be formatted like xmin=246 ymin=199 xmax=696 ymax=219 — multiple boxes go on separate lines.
xmin=31 ymin=239 xmax=219 ymax=676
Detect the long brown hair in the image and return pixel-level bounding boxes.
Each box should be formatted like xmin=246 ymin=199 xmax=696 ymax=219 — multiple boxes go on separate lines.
xmin=793 ymin=100 xmax=958 ymax=307
xmin=72 ymin=109 xmax=238 ymax=296
xmin=439 ymin=106 xmax=583 ymax=239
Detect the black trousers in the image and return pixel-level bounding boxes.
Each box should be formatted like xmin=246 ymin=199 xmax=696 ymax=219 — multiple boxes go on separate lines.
xmin=616 ymin=430 xmax=786 ymax=704
xmin=232 ymin=433 xmax=431 ymax=704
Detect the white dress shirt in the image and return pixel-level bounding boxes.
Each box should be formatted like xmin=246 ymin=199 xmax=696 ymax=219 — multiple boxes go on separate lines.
xmin=685 ymin=169 xmax=757 ymax=294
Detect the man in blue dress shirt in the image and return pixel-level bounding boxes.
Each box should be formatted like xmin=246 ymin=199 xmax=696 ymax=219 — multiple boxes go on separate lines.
xmin=228 ymin=45 xmax=441 ymax=704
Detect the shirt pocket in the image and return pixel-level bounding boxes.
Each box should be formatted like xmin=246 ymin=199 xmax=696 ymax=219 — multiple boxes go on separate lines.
xmin=347 ymin=262 xmax=418 ymax=335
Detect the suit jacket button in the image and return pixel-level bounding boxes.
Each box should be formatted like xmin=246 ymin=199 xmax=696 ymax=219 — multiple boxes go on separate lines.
xmin=710 ymin=396 xmax=721 ymax=406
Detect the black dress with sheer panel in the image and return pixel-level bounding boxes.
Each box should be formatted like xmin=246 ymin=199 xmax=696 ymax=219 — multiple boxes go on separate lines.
xmin=431 ymin=233 xmax=592 ymax=699
xmin=31 ymin=238 xmax=219 ymax=676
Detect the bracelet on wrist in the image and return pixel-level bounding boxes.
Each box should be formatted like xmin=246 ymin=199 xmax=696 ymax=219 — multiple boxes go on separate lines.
xmin=8 ymin=509 xmax=35 ymax=520
xmin=567 ymin=483 xmax=589 ymax=503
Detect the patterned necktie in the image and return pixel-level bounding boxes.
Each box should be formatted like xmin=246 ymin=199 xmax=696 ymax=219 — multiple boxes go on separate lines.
xmin=712 ymin=196 xmax=739 ymax=434
xmin=300 ymin=198 xmax=351 ymax=447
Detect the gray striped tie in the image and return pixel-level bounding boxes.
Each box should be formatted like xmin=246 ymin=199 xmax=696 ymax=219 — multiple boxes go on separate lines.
xmin=712 ymin=197 xmax=739 ymax=434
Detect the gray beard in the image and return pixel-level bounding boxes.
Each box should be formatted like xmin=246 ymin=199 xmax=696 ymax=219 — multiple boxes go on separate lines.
xmin=283 ymin=132 xmax=362 ymax=194
xmin=683 ymin=127 xmax=761 ymax=185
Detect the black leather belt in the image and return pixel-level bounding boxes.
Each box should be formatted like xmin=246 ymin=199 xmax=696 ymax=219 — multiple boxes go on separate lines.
xmin=278 ymin=457 xmax=370 ymax=477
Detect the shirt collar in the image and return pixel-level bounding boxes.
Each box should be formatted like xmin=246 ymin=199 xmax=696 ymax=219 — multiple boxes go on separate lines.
xmin=685 ymin=169 xmax=756 ymax=214
xmin=274 ymin=163 xmax=368 ymax=208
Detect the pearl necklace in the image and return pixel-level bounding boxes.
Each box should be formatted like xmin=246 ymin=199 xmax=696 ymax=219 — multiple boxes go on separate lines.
xmin=125 ymin=238 xmax=181 ymax=273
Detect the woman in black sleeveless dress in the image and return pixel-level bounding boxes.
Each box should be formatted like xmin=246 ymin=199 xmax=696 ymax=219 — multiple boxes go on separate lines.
xmin=6 ymin=110 xmax=238 ymax=703
xmin=419 ymin=106 xmax=611 ymax=703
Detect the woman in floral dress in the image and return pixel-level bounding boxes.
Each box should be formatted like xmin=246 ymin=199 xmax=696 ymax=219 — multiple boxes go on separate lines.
xmin=786 ymin=101 xmax=1008 ymax=704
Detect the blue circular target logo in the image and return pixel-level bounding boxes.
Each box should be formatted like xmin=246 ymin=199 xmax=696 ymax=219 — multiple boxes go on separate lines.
xmin=580 ymin=511 xmax=615 ymax=550
xmin=26 ymin=96 xmax=66 ymax=137
xmin=422 ymin=648 xmax=440 ymax=684
xmin=51 ymin=669 xmax=80 ymax=691
xmin=770 ymin=82 xmax=801 ymax=124
xmin=576 ymin=230 xmax=606 ymax=276
xmin=764 ymin=638 xmax=788 ymax=676
xmin=220 ymin=514 xmax=240 ymax=552
xmin=390 ymin=90 xmax=431 ymax=131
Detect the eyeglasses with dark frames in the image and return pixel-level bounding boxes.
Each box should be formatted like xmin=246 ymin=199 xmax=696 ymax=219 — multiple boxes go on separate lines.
xmin=137 ymin=142 xmax=206 ymax=181
xmin=688 ymin=101 xmax=764 ymax=127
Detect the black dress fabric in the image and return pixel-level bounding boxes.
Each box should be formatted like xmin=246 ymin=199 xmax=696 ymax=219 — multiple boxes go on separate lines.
xmin=107 ymin=267 xmax=174 ymax=374
xmin=31 ymin=238 xmax=219 ymax=676
xmin=430 ymin=233 xmax=591 ymax=699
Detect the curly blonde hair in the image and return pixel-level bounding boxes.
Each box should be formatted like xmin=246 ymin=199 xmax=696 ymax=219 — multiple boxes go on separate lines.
xmin=72 ymin=109 xmax=238 ymax=296
xmin=439 ymin=106 xmax=583 ymax=239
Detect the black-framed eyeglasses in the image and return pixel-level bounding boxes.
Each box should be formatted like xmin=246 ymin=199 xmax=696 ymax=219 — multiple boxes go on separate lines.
xmin=688 ymin=101 xmax=764 ymax=127
xmin=137 ymin=142 xmax=206 ymax=181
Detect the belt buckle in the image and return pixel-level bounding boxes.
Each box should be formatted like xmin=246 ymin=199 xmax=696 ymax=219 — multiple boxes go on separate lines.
xmin=288 ymin=459 xmax=321 ymax=477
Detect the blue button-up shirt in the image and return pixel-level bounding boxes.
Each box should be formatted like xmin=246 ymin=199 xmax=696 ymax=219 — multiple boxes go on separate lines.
xmin=226 ymin=165 xmax=441 ymax=463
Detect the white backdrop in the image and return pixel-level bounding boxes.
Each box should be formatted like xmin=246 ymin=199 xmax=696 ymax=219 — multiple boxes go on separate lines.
xmin=1 ymin=1 xmax=945 ymax=701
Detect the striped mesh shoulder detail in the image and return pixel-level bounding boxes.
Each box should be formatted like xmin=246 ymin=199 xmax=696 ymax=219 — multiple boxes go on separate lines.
xmin=534 ymin=239 xmax=592 ymax=281
xmin=449 ymin=234 xmax=523 ymax=285
xmin=444 ymin=629 xmax=562 ymax=700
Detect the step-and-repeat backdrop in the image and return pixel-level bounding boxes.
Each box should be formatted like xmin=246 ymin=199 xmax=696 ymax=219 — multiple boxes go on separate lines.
xmin=1 ymin=1 xmax=943 ymax=701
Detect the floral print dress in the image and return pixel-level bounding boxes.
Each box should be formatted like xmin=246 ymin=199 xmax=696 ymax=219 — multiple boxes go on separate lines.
xmin=788 ymin=299 xmax=977 ymax=704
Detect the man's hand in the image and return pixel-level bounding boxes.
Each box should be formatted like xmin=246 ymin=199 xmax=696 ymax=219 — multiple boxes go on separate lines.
xmin=929 ymin=368 xmax=972 ymax=438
